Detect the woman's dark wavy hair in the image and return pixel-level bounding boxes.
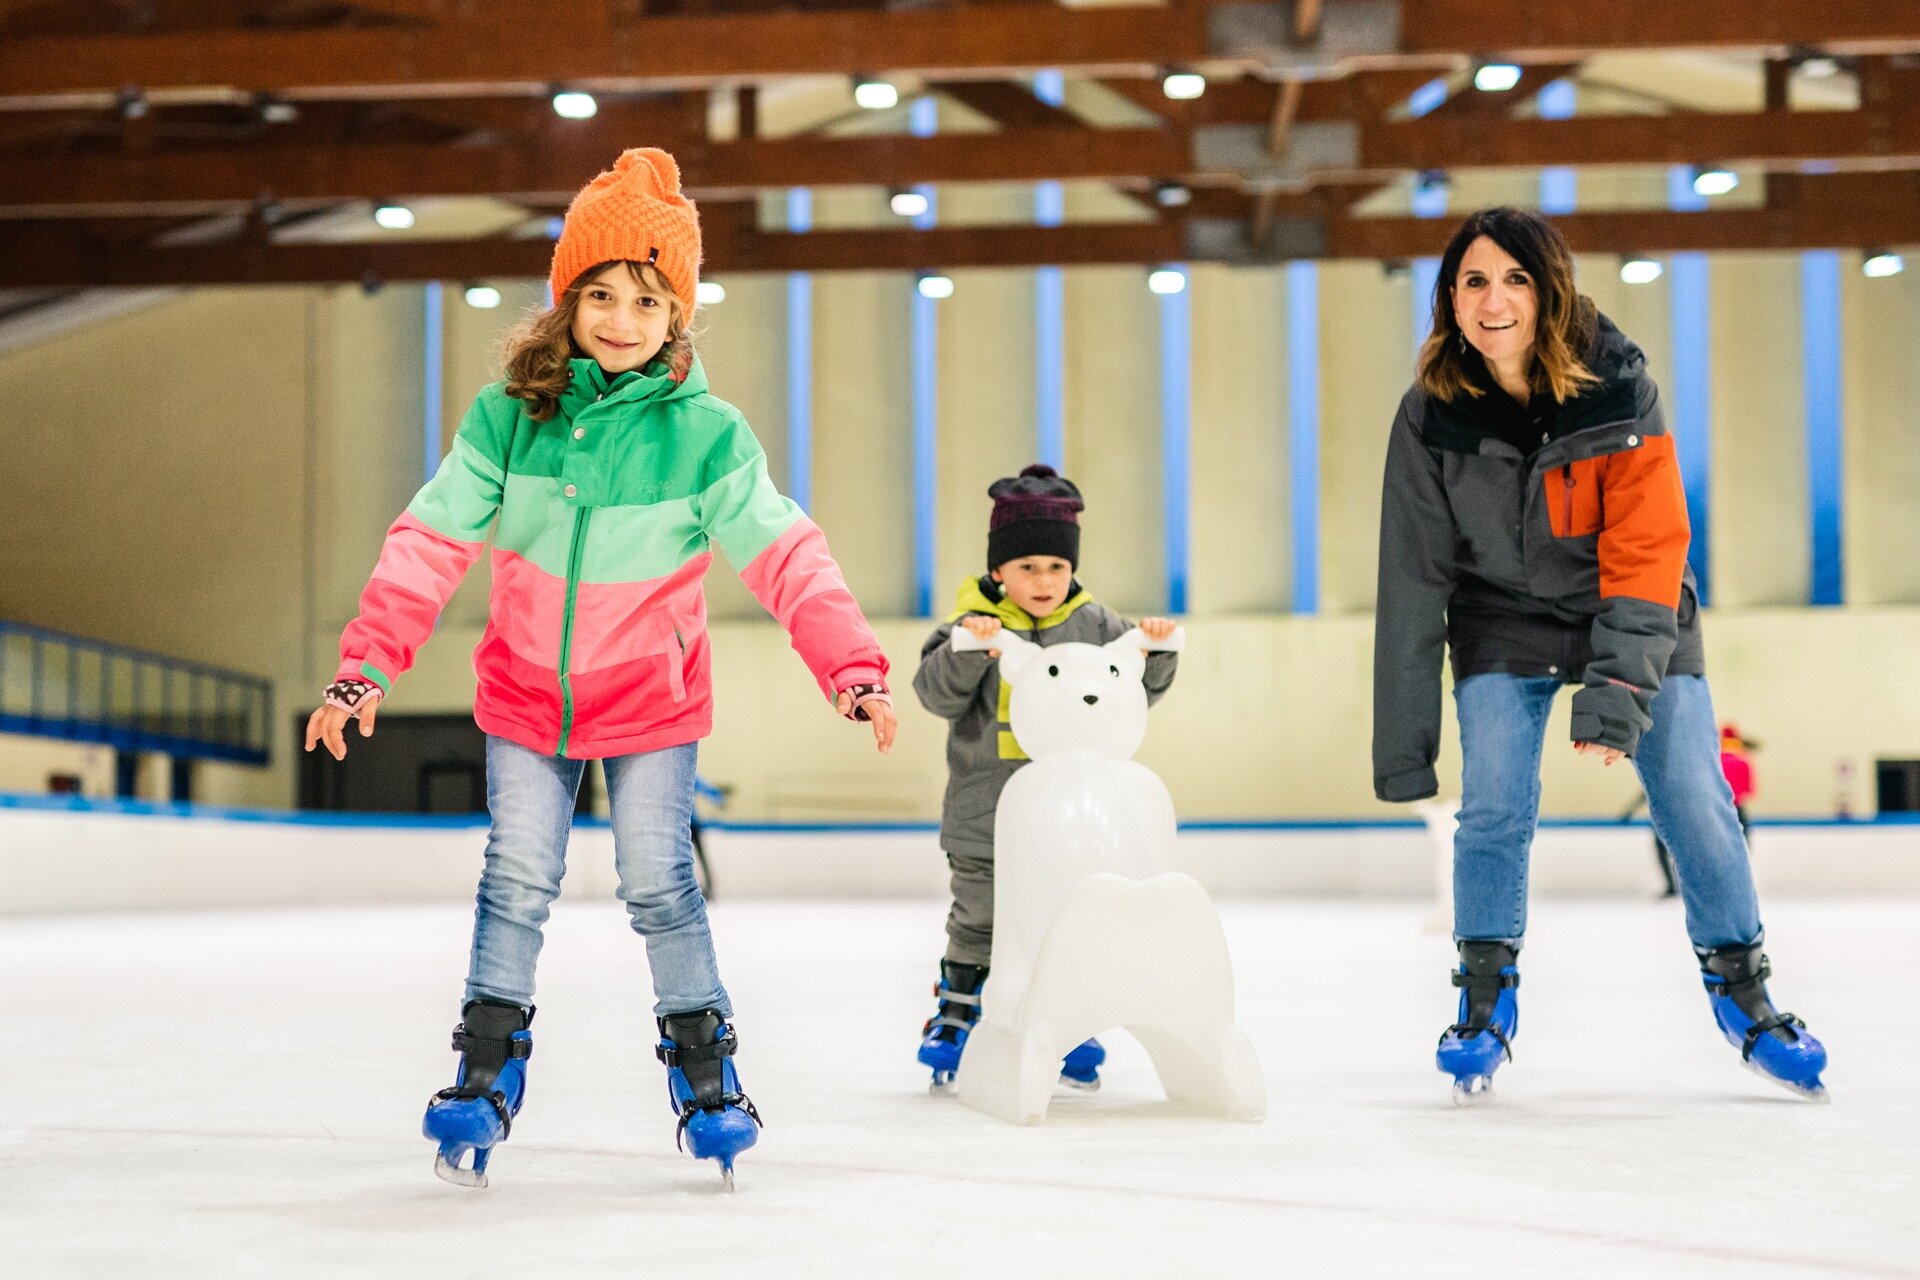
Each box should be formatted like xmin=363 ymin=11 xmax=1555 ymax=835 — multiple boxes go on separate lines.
xmin=1417 ymin=206 xmax=1600 ymax=404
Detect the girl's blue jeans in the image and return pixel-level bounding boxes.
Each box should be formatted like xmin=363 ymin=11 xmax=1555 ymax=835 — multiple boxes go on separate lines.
xmin=464 ymin=734 xmax=730 ymax=1017
xmin=1451 ymin=672 xmax=1762 ymax=952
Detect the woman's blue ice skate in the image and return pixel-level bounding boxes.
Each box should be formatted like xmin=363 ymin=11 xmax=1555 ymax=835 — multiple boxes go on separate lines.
xmin=658 ymin=1009 xmax=763 ymax=1190
xmin=1699 ymin=943 xmax=1829 ymax=1101
xmin=1435 ymin=942 xmax=1519 ymax=1105
xmin=422 ymin=1001 xmax=533 ymax=1188
xmin=1060 ymin=1037 xmax=1106 ymax=1091
xmin=918 ymin=960 xmax=986 ymax=1095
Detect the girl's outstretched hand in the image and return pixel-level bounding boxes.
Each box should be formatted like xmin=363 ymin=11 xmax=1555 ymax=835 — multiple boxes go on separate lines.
xmin=305 ymin=683 xmax=382 ymax=761
xmin=836 ymin=689 xmax=897 ymax=755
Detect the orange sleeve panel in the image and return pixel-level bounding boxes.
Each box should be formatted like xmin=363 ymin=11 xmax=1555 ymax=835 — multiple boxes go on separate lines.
xmin=1596 ymin=433 xmax=1690 ymax=607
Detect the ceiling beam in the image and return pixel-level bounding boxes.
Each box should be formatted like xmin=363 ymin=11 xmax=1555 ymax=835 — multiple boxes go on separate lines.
xmin=1397 ymin=1 xmax=1920 ymax=58
xmin=1358 ymin=104 xmax=1920 ymax=175
xmin=0 ymin=1 xmax=1210 ymax=103
xmin=11 ymin=176 xmax=1917 ymax=289
xmin=10 ymin=3 xmax=1920 ymax=110
xmin=0 ymin=216 xmax=1188 ymax=288
xmin=1326 ymin=192 xmax=1920 ymax=260
xmin=0 ymin=124 xmax=1194 ymax=217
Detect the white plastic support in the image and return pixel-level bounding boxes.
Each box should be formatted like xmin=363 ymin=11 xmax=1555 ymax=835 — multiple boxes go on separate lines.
xmin=948 ymin=623 xmax=1265 ymax=1125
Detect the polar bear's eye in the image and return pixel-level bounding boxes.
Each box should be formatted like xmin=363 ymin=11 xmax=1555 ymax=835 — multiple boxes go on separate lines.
xmin=1109 ymin=665 xmax=1119 ymax=677
xmin=1047 ymin=665 xmax=1059 ymax=677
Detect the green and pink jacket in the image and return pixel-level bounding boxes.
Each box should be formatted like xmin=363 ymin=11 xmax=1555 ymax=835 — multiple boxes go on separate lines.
xmin=336 ymin=356 xmax=888 ymax=759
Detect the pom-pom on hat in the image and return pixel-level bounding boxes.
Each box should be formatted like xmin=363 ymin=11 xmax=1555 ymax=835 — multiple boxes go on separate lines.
xmin=549 ymin=148 xmax=702 ymax=315
xmin=987 ymin=463 xmax=1084 ymax=571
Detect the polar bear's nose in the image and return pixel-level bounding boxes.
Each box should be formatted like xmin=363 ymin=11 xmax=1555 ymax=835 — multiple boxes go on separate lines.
xmin=1082 ymin=694 xmax=1099 ymax=705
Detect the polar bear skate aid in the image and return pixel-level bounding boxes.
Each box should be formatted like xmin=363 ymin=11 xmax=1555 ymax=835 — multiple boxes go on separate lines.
xmin=947 ymin=625 xmax=1265 ymax=1126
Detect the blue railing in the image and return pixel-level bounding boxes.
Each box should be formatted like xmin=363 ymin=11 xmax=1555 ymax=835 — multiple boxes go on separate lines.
xmin=0 ymin=620 xmax=272 ymax=765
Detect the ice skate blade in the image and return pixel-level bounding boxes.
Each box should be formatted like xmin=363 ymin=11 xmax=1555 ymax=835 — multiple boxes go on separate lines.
xmin=433 ymin=1152 xmax=489 ymax=1189
xmin=1057 ymin=1074 xmax=1101 ymax=1094
xmin=721 ymin=1166 xmax=736 ymax=1192
xmin=1743 ymin=1058 xmax=1830 ymax=1103
xmin=1450 ymin=1075 xmax=1494 ymax=1106
xmin=928 ymin=1074 xmax=958 ymax=1097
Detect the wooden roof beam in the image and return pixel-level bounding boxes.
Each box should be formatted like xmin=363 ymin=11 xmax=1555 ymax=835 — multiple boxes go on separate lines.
xmin=0 ymin=2 xmax=1209 ymax=103
xmin=0 ymin=216 xmax=1188 ymax=288
xmin=0 ymin=124 xmax=1193 ymax=217
xmin=1397 ymin=1 xmax=1920 ymax=59
xmin=1357 ymin=104 xmax=1920 ymax=176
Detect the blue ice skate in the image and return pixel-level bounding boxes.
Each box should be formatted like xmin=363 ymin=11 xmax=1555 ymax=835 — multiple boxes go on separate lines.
xmin=423 ymin=1001 xmax=533 ymax=1188
xmin=1060 ymin=1037 xmax=1106 ymax=1091
xmin=918 ymin=960 xmax=987 ymax=1095
xmin=658 ymin=1009 xmax=763 ymax=1190
xmin=1699 ymin=943 xmax=1829 ymax=1102
xmin=1435 ymin=942 xmax=1519 ymax=1105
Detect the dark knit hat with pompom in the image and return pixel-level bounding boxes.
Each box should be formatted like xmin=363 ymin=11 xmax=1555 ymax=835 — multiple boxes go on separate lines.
xmin=987 ymin=463 xmax=1083 ymax=570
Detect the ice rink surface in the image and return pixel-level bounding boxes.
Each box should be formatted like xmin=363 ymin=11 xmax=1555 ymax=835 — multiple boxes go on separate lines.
xmin=5 ymin=896 xmax=1916 ymax=1279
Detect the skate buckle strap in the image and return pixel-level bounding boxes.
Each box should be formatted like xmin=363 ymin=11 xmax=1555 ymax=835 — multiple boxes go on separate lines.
xmin=451 ymin=1029 xmax=533 ymax=1059
xmin=429 ymin=1085 xmax=515 ymax=1137
xmin=934 ymin=985 xmax=982 ymax=1007
xmin=672 ymin=1091 xmax=764 ymax=1152
xmin=1710 ymin=957 xmax=1772 ymax=1003
xmin=656 ymin=1027 xmax=738 ymax=1069
xmin=1740 ymin=1011 xmax=1805 ymax=1061
xmin=1440 ymin=1022 xmax=1514 ymax=1062
xmin=1450 ymin=971 xmax=1520 ymax=990
xmin=925 ymin=1014 xmax=976 ymax=1035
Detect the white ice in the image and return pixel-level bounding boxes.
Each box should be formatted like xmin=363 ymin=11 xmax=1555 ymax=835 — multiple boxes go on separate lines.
xmin=5 ymin=897 xmax=1917 ymax=1279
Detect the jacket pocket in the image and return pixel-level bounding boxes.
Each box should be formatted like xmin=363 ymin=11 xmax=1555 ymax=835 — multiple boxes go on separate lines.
xmin=648 ymin=612 xmax=687 ymax=702
xmin=1543 ymin=457 xmax=1604 ymax=538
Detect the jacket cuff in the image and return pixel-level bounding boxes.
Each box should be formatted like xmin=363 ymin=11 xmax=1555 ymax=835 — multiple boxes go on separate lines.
xmin=1376 ymin=765 xmax=1439 ymax=804
xmin=335 ymin=658 xmax=393 ymax=696
xmin=1569 ymin=686 xmax=1645 ymax=756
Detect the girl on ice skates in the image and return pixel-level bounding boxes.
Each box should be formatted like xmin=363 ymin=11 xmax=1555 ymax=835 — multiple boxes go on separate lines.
xmin=1372 ymin=207 xmax=1828 ymax=1104
xmin=305 ymin=148 xmax=897 ymax=1188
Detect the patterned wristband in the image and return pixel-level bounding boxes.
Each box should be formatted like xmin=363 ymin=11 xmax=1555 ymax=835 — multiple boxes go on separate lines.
xmin=324 ymin=678 xmax=382 ymax=715
xmin=841 ymin=682 xmax=892 ymax=722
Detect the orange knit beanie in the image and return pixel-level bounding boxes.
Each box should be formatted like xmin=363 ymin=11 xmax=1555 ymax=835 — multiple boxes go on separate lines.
xmin=549 ymin=148 xmax=702 ymax=315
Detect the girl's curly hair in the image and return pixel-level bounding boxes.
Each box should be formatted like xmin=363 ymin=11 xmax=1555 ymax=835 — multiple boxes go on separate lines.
xmin=501 ymin=260 xmax=697 ymax=422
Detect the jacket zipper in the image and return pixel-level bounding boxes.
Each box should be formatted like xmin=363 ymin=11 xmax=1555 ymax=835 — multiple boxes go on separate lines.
xmin=555 ymin=505 xmax=592 ymax=757
xmin=1561 ymin=464 xmax=1574 ymax=536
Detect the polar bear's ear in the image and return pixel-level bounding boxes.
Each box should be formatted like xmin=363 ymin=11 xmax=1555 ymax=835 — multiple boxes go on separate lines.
xmin=1103 ymin=630 xmax=1148 ymax=680
xmin=995 ymin=630 xmax=1040 ymax=684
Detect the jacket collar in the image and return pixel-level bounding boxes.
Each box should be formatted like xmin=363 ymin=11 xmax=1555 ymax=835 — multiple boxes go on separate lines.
xmin=556 ymin=353 xmax=707 ymax=422
xmin=1428 ymin=312 xmax=1646 ymax=447
xmin=948 ymin=574 xmax=1093 ymax=630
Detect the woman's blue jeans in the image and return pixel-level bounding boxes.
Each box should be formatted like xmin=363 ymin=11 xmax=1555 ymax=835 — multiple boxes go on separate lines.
xmin=464 ymin=735 xmax=730 ymax=1017
xmin=1452 ymin=672 xmax=1762 ymax=952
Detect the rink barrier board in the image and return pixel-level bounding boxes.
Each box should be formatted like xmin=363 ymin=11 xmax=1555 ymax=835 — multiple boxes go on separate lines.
xmin=2 ymin=792 xmax=1916 ymax=916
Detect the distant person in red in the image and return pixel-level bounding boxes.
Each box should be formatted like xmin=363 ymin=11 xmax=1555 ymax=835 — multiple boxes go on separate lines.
xmin=1653 ymin=724 xmax=1758 ymax=896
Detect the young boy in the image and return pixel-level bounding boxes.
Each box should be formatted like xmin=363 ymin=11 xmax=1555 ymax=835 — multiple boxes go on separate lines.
xmin=911 ymin=463 xmax=1179 ymax=1092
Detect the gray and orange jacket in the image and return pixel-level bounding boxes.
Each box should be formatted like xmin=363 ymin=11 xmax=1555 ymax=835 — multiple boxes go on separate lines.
xmin=1373 ymin=315 xmax=1703 ymax=802
xmin=914 ymin=576 xmax=1178 ymax=857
